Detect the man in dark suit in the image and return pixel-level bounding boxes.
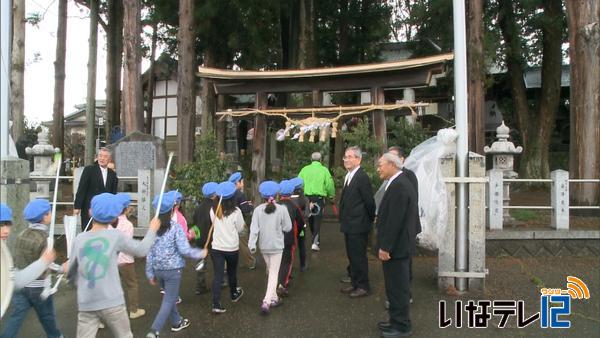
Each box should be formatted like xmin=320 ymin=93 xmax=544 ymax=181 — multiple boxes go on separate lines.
xmin=74 ymin=147 xmax=118 ymax=230
xmin=376 ymin=153 xmax=419 ymax=337
xmin=374 ymin=146 xmax=422 ymax=307
xmin=339 ymin=146 xmax=375 ymax=298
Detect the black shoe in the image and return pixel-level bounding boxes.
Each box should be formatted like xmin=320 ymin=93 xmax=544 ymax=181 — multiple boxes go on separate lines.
xmin=300 ymin=265 xmax=308 ymax=272
xmin=171 ymin=318 xmax=190 ymax=332
xmin=212 ymin=303 xmax=226 ymax=314
xmin=378 ymin=321 xmax=392 ymax=330
xmin=380 ymin=327 xmax=412 ymax=337
xmin=231 ymin=287 xmax=244 ymax=302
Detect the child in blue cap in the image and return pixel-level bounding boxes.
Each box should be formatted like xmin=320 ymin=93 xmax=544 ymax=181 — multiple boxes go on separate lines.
xmin=290 ymin=177 xmax=310 ymax=272
xmin=1 ymin=199 xmax=63 ymax=338
xmin=0 ymin=203 xmax=12 ymax=241
xmin=114 ymin=193 xmax=146 ymax=320
xmin=228 ymin=171 xmax=256 ymax=270
xmin=0 ymin=203 xmax=58 ymax=292
xmin=276 ymin=180 xmax=306 ymax=296
xmin=145 ymin=191 xmax=207 ymax=337
xmin=65 ymin=193 xmax=160 ymax=338
xmin=210 ymin=181 xmax=246 ymax=314
xmin=191 ymin=182 xmax=218 ymax=295
xmin=249 ymin=181 xmax=292 ymax=314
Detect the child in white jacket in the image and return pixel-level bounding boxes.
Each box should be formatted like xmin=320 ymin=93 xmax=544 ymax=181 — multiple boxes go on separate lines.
xmin=249 ymin=181 xmax=292 ymax=314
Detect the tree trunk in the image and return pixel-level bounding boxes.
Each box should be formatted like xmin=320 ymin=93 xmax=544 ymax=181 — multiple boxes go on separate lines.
xmin=200 ymin=47 xmax=215 ymax=135
xmin=145 ymin=22 xmax=158 ymax=135
xmin=298 ymin=0 xmax=315 ymax=68
xmin=338 ymin=0 xmax=350 ymax=64
xmin=106 ymin=0 xmax=124 ymax=140
xmin=566 ymin=0 xmax=600 ymax=206
xmin=466 ymin=0 xmax=485 ymax=155
xmin=535 ymin=0 xmax=564 ymax=179
xmin=85 ymin=0 xmax=99 ymax=165
xmin=52 ymin=0 xmax=67 ymax=152
xmin=498 ymin=0 xmax=563 ymax=179
xmin=122 ymin=0 xmax=143 ymax=134
xmin=10 ymin=0 xmax=25 ymax=144
xmin=177 ymin=0 xmax=196 ymax=164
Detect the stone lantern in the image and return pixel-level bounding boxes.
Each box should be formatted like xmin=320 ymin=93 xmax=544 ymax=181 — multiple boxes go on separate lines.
xmin=484 ymin=121 xmax=522 ymax=223
xmin=25 ymin=128 xmax=60 ymax=199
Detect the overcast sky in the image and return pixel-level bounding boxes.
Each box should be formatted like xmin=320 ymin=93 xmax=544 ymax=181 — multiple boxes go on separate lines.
xmin=24 ymin=0 xmax=151 ymax=125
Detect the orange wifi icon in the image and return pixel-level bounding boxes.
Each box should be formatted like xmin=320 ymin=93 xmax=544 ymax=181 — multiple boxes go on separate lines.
xmin=566 ymin=276 xmax=590 ymax=300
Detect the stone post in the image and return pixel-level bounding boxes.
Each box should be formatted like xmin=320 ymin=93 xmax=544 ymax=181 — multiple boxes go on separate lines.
xmin=137 ymin=169 xmax=153 ymax=230
xmin=487 ymin=169 xmax=504 ymax=230
xmin=0 ymin=158 xmax=30 ymax=245
xmin=484 ymin=121 xmax=522 ymax=224
xmin=468 ymin=152 xmax=486 ymax=290
xmin=25 ymin=128 xmax=60 ymax=199
xmin=438 ymin=154 xmax=456 ymax=290
xmin=551 ymin=170 xmax=569 ymax=229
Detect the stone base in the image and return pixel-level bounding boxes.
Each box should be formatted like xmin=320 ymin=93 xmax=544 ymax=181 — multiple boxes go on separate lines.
xmin=1 ymin=157 xmax=31 ymax=246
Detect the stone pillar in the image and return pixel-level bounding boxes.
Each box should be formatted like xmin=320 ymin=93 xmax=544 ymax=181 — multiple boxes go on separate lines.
xmin=484 ymin=121 xmax=522 ymax=224
xmin=0 ymin=158 xmax=30 ymax=245
xmin=468 ymin=152 xmax=485 ymax=290
xmin=25 ymin=128 xmax=60 ymax=199
xmin=551 ymin=170 xmax=569 ymax=230
xmin=487 ymin=169 xmax=504 ymax=230
xmin=402 ymin=88 xmax=416 ymax=125
xmin=438 ymin=154 xmax=456 ymax=290
xmin=137 ymin=169 xmax=153 ymax=229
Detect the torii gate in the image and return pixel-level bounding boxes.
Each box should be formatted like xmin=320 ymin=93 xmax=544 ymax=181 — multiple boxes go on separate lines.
xmin=197 ymin=53 xmax=454 ymax=187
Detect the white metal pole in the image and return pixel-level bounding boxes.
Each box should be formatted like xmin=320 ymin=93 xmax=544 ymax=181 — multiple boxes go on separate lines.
xmin=453 ymin=0 xmax=469 ymax=291
xmin=0 ymin=0 xmax=12 ymax=158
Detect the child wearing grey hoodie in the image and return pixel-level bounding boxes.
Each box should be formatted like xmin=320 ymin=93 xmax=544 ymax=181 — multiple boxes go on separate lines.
xmin=248 ymin=181 xmax=292 ymax=314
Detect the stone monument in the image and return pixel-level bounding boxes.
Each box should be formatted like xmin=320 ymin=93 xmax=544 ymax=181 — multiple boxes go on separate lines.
xmin=25 ymin=128 xmax=60 ymax=199
xmin=484 ymin=121 xmax=523 ymax=227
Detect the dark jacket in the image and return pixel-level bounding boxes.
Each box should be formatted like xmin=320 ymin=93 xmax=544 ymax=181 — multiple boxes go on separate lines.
xmin=193 ymin=198 xmax=215 ymax=249
xmin=74 ymin=163 xmax=118 ymax=212
xmin=402 ymin=168 xmax=422 ymax=235
xmin=376 ymin=173 xmax=419 ymax=259
xmin=339 ymin=167 xmax=376 ymax=234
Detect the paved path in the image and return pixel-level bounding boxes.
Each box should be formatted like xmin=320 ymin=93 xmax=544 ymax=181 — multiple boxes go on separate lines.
xmin=9 ymin=218 xmax=600 ymax=337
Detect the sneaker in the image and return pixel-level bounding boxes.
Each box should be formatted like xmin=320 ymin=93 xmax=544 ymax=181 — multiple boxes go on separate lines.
xmin=231 ymin=287 xmax=244 ymax=302
xmin=176 ymin=297 xmax=182 ymax=304
xmin=159 ymin=289 xmax=165 ymax=295
xmin=311 ymin=243 xmax=320 ymax=251
xmin=129 ymin=308 xmax=146 ymax=319
xmin=212 ymin=303 xmax=226 ymax=314
xmin=145 ymin=331 xmax=159 ymax=338
xmin=98 ymin=323 xmax=105 ymax=329
xmin=277 ymin=284 xmax=289 ymax=297
xmin=171 ymin=318 xmax=190 ymax=332
xmin=270 ymin=298 xmax=282 ymax=308
xmin=260 ymin=301 xmax=270 ymax=314
xmin=195 ymin=287 xmax=209 ymax=295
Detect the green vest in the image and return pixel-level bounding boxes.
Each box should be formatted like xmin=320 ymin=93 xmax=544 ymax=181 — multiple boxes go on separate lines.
xmin=13 ymin=228 xmax=47 ymax=274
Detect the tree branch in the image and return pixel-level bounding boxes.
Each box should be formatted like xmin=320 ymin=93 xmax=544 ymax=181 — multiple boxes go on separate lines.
xmin=73 ymin=0 xmax=108 ymax=31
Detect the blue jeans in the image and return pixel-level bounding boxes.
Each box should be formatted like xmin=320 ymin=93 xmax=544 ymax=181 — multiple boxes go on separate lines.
xmin=151 ymin=269 xmax=183 ymax=333
xmin=1 ymin=287 xmax=62 ymax=338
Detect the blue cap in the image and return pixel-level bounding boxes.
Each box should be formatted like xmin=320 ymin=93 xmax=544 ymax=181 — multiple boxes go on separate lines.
xmin=91 ymin=193 xmax=123 ymax=223
xmin=0 ymin=203 xmax=13 ymax=222
xmin=115 ymin=193 xmax=132 ymax=210
xmin=153 ymin=191 xmax=176 ymax=215
xmin=23 ymin=199 xmax=51 ymax=223
xmin=202 ymin=182 xmax=218 ymax=198
xmin=279 ymin=180 xmax=295 ymax=196
xmin=173 ymin=191 xmax=183 ymax=203
xmin=216 ymin=182 xmax=237 ymax=200
xmin=259 ymin=181 xmax=280 ymax=199
xmin=290 ymin=177 xmax=304 ymax=190
xmin=228 ymin=172 xmax=242 ymax=184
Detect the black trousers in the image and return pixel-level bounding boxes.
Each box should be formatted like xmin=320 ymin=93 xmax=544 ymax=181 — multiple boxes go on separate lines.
xmin=307 ymin=196 xmax=324 ymax=245
xmin=210 ymin=249 xmax=239 ymax=306
xmin=344 ymin=232 xmax=370 ymax=291
xmin=382 ymin=257 xmax=411 ymax=333
xmin=80 ymin=210 xmax=91 ymax=232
